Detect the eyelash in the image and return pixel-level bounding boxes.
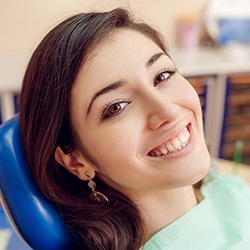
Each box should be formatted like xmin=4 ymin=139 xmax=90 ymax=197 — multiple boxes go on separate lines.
xmin=101 ymin=99 xmax=131 ymax=120
xmin=100 ymin=68 xmax=177 ymax=121
xmin=154 ymin=68 xmax=177 ymax=86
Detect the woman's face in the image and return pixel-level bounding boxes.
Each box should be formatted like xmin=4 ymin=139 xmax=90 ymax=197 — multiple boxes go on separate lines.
xmin=70 ymin=29 xmax=210 ymax=197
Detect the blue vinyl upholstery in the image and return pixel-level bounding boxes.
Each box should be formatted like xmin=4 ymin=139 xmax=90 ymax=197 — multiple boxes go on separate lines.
xmin=0 ymin=115 xmax=73 ymax=249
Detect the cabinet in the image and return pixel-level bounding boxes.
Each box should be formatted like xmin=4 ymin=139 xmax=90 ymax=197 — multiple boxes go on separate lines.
xmin=187 ymin=74 xmax=250 ymax=165
xmin=220 ymin=74 xmax=250 ymax=164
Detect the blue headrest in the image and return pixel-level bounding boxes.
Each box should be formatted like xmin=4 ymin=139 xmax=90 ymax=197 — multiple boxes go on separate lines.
xmin=0 ymin=115 xmax=73 ymax=250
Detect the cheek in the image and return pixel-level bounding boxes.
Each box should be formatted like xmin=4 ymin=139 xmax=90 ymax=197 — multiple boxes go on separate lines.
xmin=168 ymin=78 xmax=201 ymax=115
xmin=83 ymin=121 xmax=142 ymax=170
xmin=84 ymin=124 xmax=145 ymax=189
xmin=180 ymin=81 xmax=203 ymax=117
xmin=167 ymin=75 xmax=200 ymax=105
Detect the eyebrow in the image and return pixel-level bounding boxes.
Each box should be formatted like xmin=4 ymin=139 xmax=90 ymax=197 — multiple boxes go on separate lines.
xmin=87 ymin=81 xmax=125 ymax=114
xmin=146 ymin=52 xmax=165 ymax=67
xmin=86 ymin=52 xmax=165 ymax=115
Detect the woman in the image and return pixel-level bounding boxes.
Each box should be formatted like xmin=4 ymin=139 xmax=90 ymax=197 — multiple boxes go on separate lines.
xmin=19 ymin=8 xmax=250 ymax=250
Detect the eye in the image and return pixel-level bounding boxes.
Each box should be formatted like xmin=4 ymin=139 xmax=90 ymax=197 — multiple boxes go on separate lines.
xmin=154 ymin=69 xmax=176 ymax=86
xmin=101 ymin=100 xmax=131 ymax=120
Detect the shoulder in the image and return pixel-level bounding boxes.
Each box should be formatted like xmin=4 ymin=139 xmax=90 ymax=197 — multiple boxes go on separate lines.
xmin=201 ymin=173 xmax=250 ymax=247
xmin=202 ymin=172 xmax=250 ymax=225
xmin=202 ymin=172 xmax=250 ymax=201
xmin=202 ymin=172 xmax=250 ymax=205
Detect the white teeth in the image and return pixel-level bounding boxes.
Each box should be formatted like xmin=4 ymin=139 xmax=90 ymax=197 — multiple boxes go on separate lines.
xmin=179 ymin=135 xmax=188 ymax=145
xmin=184 ymin=128 xmax=190 ymax=139
xmin=149 ymin=127 xmax=191 ymax=157
xmin=166 ymin=143 xmax=175 ymax=152
xmin=172 ymin=139 xmax=182 ymax=150
xmin=160 ymin=147 xmax=168 ymax=155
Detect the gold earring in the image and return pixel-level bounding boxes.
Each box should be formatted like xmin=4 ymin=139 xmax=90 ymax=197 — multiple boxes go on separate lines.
xmin=85 ymin=172 xmax=109 ymax=205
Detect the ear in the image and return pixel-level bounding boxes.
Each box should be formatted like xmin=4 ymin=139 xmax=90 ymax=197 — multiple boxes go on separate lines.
xmin=54 ymin=146 xmax=95 ymax=181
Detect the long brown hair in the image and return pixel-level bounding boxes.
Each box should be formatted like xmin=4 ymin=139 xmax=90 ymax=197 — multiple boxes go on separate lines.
xmin=19 ymin=8 xmax=167 ymax=249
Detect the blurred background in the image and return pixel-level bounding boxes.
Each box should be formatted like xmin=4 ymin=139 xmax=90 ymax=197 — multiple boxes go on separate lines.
xmin=0 ymin=0 xmax=250 ymax=248
xmin=0 ymin=0 xmax=208 ymax=53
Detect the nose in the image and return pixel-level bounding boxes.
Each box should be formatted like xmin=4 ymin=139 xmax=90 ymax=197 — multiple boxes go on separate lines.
xmin=145 ymin=92 xmax=181 ymax=130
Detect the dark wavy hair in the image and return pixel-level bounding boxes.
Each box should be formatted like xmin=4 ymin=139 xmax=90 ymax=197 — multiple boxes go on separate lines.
xmin=19 ymin=8 xmax=167 ymax=249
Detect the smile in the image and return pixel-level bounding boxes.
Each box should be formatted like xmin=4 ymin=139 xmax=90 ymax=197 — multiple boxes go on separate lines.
xmin=148 ymin=127 xmax=190 ymax=157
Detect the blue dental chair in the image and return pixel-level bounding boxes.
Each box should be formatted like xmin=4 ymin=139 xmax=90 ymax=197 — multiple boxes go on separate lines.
xmin=0 ymin=115 xmax=73 ymax=249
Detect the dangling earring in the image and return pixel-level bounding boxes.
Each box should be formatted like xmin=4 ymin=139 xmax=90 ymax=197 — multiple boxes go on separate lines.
xmin=85 ymin=172 xmax=109 ymax=205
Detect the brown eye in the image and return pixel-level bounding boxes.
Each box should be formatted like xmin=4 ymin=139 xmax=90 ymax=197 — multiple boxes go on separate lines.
xmin=154 ymin=72 xmax=170 ymax=86
xmin=109 ymin=103 xmax=123 ymax=115
xmin=101 ymin=101 xmax=131 ymax=120
xmin=154 ymin=69 xmax=177 ymax=86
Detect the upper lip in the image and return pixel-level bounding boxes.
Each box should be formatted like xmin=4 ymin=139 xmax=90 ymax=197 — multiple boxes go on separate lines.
xmin=147 ymin=122 xmax=190 ymax=155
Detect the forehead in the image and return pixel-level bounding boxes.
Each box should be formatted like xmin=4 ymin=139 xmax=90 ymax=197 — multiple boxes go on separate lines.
xmin=74 ymin=29 xmax=165 ymax=86
xmin=93 ymin=28 xmax=162 ymax=56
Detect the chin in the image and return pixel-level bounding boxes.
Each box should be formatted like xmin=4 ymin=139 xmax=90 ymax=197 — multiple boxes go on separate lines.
xmin=179 ymin=142 xmax=211 ymax=186
xmin=192 ymin=149 xmax=211 ymax=185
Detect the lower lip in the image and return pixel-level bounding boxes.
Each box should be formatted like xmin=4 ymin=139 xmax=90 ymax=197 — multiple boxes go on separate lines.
xmin=148 ymin=124 xmax=196 ymax=159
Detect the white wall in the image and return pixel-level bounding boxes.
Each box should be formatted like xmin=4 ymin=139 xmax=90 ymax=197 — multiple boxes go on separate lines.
xmin=0 ymin=0 xmax=208 ymax=53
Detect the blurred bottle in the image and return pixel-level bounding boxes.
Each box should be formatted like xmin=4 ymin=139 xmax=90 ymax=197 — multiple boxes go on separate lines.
xmin=176 ymin=14 xmax=200 ymax=50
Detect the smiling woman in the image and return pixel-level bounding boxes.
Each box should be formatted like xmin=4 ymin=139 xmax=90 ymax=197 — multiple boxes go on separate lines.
xmin=19 ymin=7 xmax=250 ymax=250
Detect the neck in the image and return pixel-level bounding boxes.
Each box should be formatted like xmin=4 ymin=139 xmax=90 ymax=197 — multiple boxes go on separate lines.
xmin=137 ymin=185 xmax=197 ymax=241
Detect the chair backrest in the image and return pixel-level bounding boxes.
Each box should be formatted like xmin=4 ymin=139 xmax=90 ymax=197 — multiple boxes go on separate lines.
xmin=0 ymin=115 xmax=73 ymax=250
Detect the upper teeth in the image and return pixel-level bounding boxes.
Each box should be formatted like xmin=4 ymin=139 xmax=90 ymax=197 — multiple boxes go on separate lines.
xmin=149 ymin=127 xmax=190 ymax=157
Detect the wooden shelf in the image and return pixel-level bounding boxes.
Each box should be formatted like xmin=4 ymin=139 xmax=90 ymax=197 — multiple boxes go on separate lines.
xmin=221 ymin=74 xmax=250 ymax=165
